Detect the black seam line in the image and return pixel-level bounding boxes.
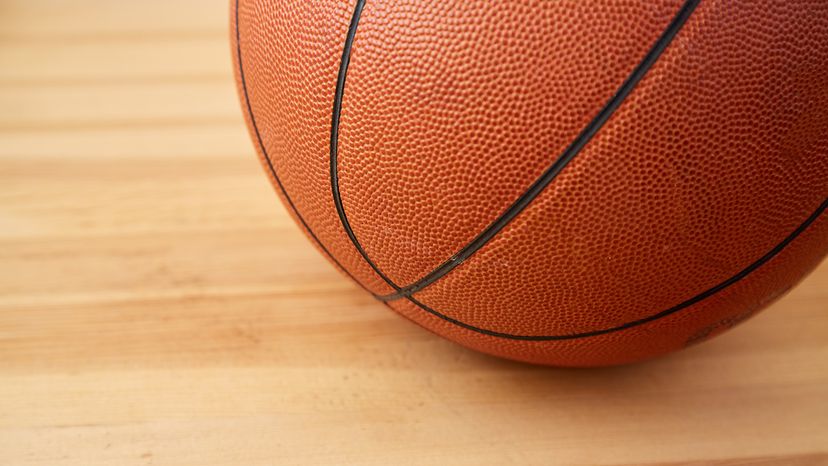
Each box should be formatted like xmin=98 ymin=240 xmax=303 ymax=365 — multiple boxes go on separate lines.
xmin=331 ymin=0 xmax=402 ymax=293
xmin=378 ymin=0 xmax=701 ymax=302
xmin=235 ymin=0 xmax=373 ymax=295
xmin=398 ymin=198 xmax=828 ymax=341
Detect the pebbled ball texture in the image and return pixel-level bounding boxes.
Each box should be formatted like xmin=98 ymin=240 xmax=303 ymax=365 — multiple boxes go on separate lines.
xmin=233 ymin=0 xmax=828 ymax=366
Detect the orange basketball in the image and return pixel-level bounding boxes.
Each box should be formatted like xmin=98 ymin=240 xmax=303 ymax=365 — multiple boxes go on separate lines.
xmin=231 ymin=0 xmax=828 ymax=366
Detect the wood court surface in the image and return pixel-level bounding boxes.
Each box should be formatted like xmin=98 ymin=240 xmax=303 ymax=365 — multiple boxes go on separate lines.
xmin=1 ymin=1 xmax=827 ymax=464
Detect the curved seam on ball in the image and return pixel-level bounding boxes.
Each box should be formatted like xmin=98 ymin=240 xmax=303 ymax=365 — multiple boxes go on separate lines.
xmin=235 ymin=0 xmax=375 ymax=295
xmin=331 ymin=0 xmax=403 ymax=293
xmin=397 ymin=198 xmax=827 ymax=340
xmin=377 ymin=0 xmax=702 ymax=302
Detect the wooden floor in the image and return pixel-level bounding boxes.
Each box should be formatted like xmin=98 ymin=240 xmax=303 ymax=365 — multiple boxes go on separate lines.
xmin=1 ymin=1 xmax=827 ymax=464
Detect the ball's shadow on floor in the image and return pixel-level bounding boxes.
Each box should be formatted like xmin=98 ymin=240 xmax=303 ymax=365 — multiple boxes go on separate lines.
xmin=316 ymin=288 xmax=805 ymax=440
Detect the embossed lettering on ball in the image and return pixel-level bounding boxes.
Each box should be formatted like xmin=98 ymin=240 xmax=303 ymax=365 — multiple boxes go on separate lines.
xmin=231 ymin=0 xmax=828 ymax=366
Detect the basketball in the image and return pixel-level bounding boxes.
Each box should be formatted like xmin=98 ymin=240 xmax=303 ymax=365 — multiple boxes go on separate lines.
xmin=231 ymin=0 xmax=828 ymax=366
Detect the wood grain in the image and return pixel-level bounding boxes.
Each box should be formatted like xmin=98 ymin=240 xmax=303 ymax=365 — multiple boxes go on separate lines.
xmin=1 ymin=1 xmax=827 ymax=464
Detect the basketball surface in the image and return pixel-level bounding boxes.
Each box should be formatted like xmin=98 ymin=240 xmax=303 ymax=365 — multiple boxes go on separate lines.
xmin=231 ymin=0 xmax=828 ymax=366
